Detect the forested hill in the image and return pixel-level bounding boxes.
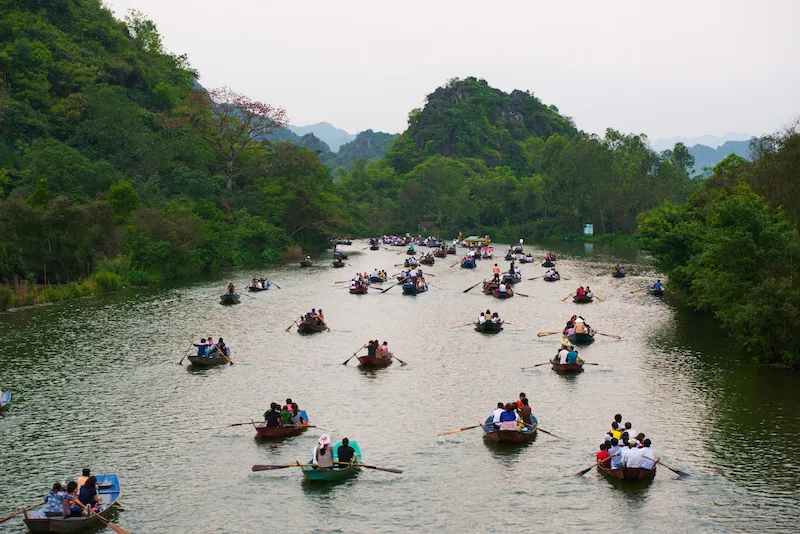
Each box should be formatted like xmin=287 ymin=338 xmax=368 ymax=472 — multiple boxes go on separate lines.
xmin=0 ymin=0 xmax=347 ymax=302
xmin=688 ymin=140 xmax=751 ymax=175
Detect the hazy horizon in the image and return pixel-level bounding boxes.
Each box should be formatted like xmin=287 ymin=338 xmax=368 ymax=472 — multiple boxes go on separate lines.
xmin=104 ymin=0 xmax=799 ymax=141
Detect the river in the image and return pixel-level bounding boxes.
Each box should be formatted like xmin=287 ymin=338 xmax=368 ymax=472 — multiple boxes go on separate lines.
xmin=1 ymin=241 xmax=798 ymax=533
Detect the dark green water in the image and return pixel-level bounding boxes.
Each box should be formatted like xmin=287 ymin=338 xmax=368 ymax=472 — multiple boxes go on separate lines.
xmin=1 ymin=241 xmax=798 ymax=533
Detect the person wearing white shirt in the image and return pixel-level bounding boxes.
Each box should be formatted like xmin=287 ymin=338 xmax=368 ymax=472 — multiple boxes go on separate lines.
xmin=372 ymin=270 xmax=379 ymax=279
xmin=478 ymin=312 xmax=486 ymax=324
xmin=622 ymin=439 xmax=645 ymax=468
xmin=556 ymin=347 xmax=569 ymax=364
xmin=491 ymin=402 xmax=505 ymax=424
xmin=640 ymin=439 xmax=655 ymax=468
xmin=498 ymin=282 xmax=507 ymax=294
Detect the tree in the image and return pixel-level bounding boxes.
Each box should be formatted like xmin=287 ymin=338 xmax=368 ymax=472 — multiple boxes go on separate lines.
xmin=163 ymin=88 xmax=287 ymax=191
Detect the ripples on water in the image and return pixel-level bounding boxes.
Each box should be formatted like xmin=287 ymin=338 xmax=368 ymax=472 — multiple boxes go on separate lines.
xmin=1 ymin=241 xmax=799 ymax=533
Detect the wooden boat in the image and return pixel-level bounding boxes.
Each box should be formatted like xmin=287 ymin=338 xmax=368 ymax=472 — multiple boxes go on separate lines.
xmin=543 ymin=274 xmax=560 ymax=282
xmin=370 ymin=245 xmax=380 ymax=251
xmin=612 ymin=268 xmax=627 ymax=278
xmin=299 ymin=259 xmax=313 ymax=267
xmin=247 ymin=284 xmax=269 ymax=292
xmin=188 ymin=354 xmax=229 ymax=367
xmin=220 ymin=293 xmax=240 ymax=305
xmin=447 ymin=247 xmax=456 ymax=254
xmin=402 ymin=282 xmax=427 ymax=295
xmin=461 ymin=258 xmax=477 ymax=269
xmin=482 ymin=417 xmax=537 ymax=444
xmin=332 ymin=260 xmax=345 ymax=268
xmin=406 ymin=249 xmax=416 ymax=255
xmin=541 ymin=260 xmax=555 ymax=268
xmin=483 ymin=281 xmax=499 ymax=294
xmin=357 ymin=354 xmax=393 ymax=367
xmin=567 ymin=332 xmax=595 ymax=345
xmin=551 ymin=361 xmax=584 ymax=374
xmin=24 ymin=474 xmax=120 ymax=534
xmin=253 ymin=411 xmax=309 ymax=438
xmin=493 ymin=289 xmax=513 ymax=299
xmin=334 ymin=239 xmax=352 ymax=245
xmin=333 ymin=252 xmax=348 ymax=260
xmin=368 ymin=276 xmax=385 ymax=283
xmin=572 ymin=294 xmax=593 ymax=304
xmin=502 ymin=273 xmax=521 ymax=285
xmin=349 ymin=286 xmax=368 ymax=294
xmin=403 ymin=259 xmax=419 ymax=268
xmin=519 ymin=257 xmax=534 ymax=264
xmin=433 ymin=249 xmax=447 ymax=258
xmin=475 ymin=320 xmax=503 ymax=333
xmin=647 ymin=284 xmax=664 ymax=296
xmin=597 ymin=464 xmax=657 ymax=482
xmin=0 ymin=391 xmax=11 ymax=412
xmin=420 ymin=256 xmax=435 ymax=266
xmin=301 ymin=441 xmax=362 ymax=482
xmin=297 ymin=322 xmax=327 ymax=334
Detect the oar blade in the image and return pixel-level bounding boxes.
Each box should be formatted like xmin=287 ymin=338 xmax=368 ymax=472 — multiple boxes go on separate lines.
xmin=252 ymin=464 xmax=303 ymax=471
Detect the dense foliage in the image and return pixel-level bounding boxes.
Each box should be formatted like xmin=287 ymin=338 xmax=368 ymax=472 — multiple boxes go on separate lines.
xmin=339 ymin=77 xmax=695 ymax=238
xmin=638 ymin=126 xmax=800 ymax=365
xmin=0 ymin=0 xmax=346 ymax=300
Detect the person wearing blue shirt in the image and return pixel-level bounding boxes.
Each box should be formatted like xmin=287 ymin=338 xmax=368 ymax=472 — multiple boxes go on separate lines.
xmin=194 ymin=338 xmax=209 ymax=356
xmin=608 ymin=438 xmax=623 ymax=469
xmin=566 ymin=346 xmax=579 ymax=364
xmin=653 ymin=279 xmax=663 ymax=290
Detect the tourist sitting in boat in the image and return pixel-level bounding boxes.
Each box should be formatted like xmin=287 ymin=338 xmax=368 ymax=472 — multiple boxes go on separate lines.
xmin=77 ymin=476 xmax=101 ymax=511
xmin=596 ymin=443 xmax=611 ymax=468
xmin=610 ymin=422 xmax=622 ymax=439
xmin=337 ymin=437 xmax=357 ymax=465
xmin=29 ymin=483 xmax=73 ymax=519
xmin=312 ymin=434 xmax=334 ymax=470
xmin=608 ymin=438 xmax=623 ymax=468
xmin=491 ymin=312 xmax=501 ymax=323
xmin=525 ymin=254 xmax=533 ymax=262
xmin=653 ymin=279 xmax=663 ymax=290
xmin=380 ymin=341 xmax=392 ymax=359
xmin=622 ymin=421 xmax=637 ymax=440
xmin=497 ymin=403 xmax=520 ymax=430
xmin=641 ymin=439 xmax=655 ymax=468
xmin=576 ymin=286 xmax=586 ymax=296
xmin=478 ymin=312 xmax=486 ymax=324
xmin=612 ymin=413 xmax=622 ymax=430
xmin=227 ymin=281 xmax=235 ymax=295
xmin=498 ymin=282 xmax=509 ymax=294
xmin=264 ymin=402 xmax=283 ymax=427
xmin=553 ymin=344 xmax=569 ymax=364
xmin=518 ymin=397 xmax=533 ymax=425
xmin=365 ymin=340 xmax=379 ymax=359
xmin=622 ymin=438 xmax=646 ymax=468
xmin=289 ymin=403 xmax=307 ymax=426
xmin=491 ymin=402 xmax=505 ymax=423
xmin=565 ymin=345 xmax=580 ymax=364
xmin=251 ymin=278 xmax=258 ymax=287
xmin=584 ymin=286 xmax=593 ymax=298
xmin=194 ymin=338 xmax=209 ymax=356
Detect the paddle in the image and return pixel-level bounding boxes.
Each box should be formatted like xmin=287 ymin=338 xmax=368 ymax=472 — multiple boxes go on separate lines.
xmin=594 ymin=296 xmax=604 ymax=302
xmin=449 ymin=260 xmax=460 ymax=268
xmin=285 ymin=319 xmax=299 ymax=332
xmin=515 ymin=292 xmax=529 ymax=297
xmin=520 ymin=422 xmax=569 ymax=441
xmin=0 ymin=502 xmax=44 ymax=524
xmin=645 ymin=456 xmax=688 ymax=477
xmin=178 ymin=337 xmax=194 ymax=365
xmin=85 ymin=506 xmax=129 ymax=534
xmin=520 ymin=362 xmax=551 ymax=370
xmin=381 ymin=278 xmax=408 ymax=293
xmin=631 ymin=288 xmax=643 ymax=294
xmin=212 ymin=342 xmax=234 ymax=365
xmin=390 ymin=353 xmax=408 ymax=366
xmin=335 ymin=461 xmax=403 ymax=474
xmin=343 ymin=345 xmax=365 ymax=365
xmin=438 ymin=423 xmax=486 ymax=436
xmin=574 ymin=461 xmax=600 ymax=476
xmin=560 ymin=294 xmax=574 ymax=302
xmin=527 ymin=276 xmax=541 ymax=281
xmin=537 ymin=331 xmax=561 ymax=337
xmin=597 ymin=332 xmax=622 ymax=339
xmin=252 ymin=463 xmax=313 ymax=471
xmin=334 ymin=280 xmax=350 ymax=284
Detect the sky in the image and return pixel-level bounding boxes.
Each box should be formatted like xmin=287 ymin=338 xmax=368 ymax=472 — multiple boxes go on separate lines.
xmin=104 ymin=0 xmax=799 ymax=141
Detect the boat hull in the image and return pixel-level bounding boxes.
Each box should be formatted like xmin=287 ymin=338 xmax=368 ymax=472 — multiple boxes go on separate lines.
xmin=474 ymin=321 xmax=503 ymax=333
xmin=493 ymin=290 xmax=513 ymax=299
xmin=0 ymin=391 xmax=10 ymax=411
xmin=461 ymin=260 xmax=476 ymax=269
xmin=349 ymin=287 xmax=368 ymax=294
xmin=541 ymin=261 xmax=555 ymax=267
xmin=544 ymin=276 xmax=560 ymax=282
xmin=612 ymin=271 xmax=626 ymax=278
xmin=402 ymin=284 xmax=427 ymax=295
xmin=188 ymin=355 xmax=228 ymax=368
xmin=572 ymin=295 xmax=593 ymax=304
xmin=597 ymin=465 xmax=657 ymax=482
xmin=368 ymin=276 xmax=385 ymax=284
xmin=24 ymin=474 xmax=120 ymax=534
xmin=482 ymin=417 xmax=537 ymax=444
xmin=567 ymin=333 xmax=595 ymax=345
xmin=299 ymin=260 xmax=312 ymax=267
xmin=254 ymin=424 xmax=308 ymax=438
xmin=297 ymin=323 xmax=327 ymax=334
xmin=551 ymin=362 xmax=585 ymax=374
xmin=357 ymin=355 xmax=393 ymax=367
xmin=647 ymin=286 xmax=664 ymax=296
xmin=220 ymin=294 xmax=240 ymax=305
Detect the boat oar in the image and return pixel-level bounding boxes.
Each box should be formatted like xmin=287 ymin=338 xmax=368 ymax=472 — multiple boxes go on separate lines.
xmin=463 ymin=279 xmax=486 ymax=293
xmin=390 ymin=354 xmax=408 ymax=366
xmin=178 ymin=336 xmax=194 ymax=365
xmin=213 ymin=343 xmax=234 ymax=365
xmin=285 ymin=319 xmax=299 ymax=332
xmin=515 ymin=292 xmax=529 ymax=297
xmin=573 ymin=461 xmax=600 ymax=476
xmin=520 ymin=362 xmax=551 ymax=370
xmin=335 ymin=461 xmax=403 ymax=474
xmin=252 ymin=463 xmax=314 ymax=471
xmin=527 ymin=276 xmax=541 ymax=281
xmin=381 ymin=278 xmax=408 ymax=293
xmin=597 ymin=332 xmax=622 ymax=339
xmin=560 ymin=294 xmax=574 ymax=302
xmin=85 ymin=506 xmax=129 ymax=534
xmin=0 ymin=503 xmax=44 ymax=524
xmin=645 ymin=456 xmax=688 ymax=477
xmin=521 ymin=422 xmax=568 ymax=440
xmin=334 ymin=280 xmax=350 ymax=284
xmin=537 ymin=331 xmax=561 ymax=337
xmin=343 ymin=345 xmax=365 ymax=365
xmin=438 ymin=424 xmax=485 ymax=436
xmin=271 ymin=282 xmax=281 ymax=289
xmin=631 ymin=288 xmax=643 ymax=294
xmin=594 ymin=296 xmax=604 ymax=302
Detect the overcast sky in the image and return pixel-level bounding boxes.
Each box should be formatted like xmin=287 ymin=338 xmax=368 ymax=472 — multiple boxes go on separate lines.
xmin=104 ymin=0 xmax=798 ymax=141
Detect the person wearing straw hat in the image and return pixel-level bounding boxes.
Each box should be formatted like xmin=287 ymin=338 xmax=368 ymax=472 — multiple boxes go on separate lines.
xmin=312 ymin=434 xmax=334 ymax=470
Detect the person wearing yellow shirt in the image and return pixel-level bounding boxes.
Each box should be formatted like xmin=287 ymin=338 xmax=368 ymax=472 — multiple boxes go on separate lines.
xmin=610 ymin=422 xmax=622 ymax=440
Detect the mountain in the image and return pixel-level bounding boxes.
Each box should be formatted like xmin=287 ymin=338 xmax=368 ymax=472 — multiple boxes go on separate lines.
xmin=384 ymin=77 xmax=577 ymax=174
xmin=653 ymin=133 xmax=752 ymax=152
xmin=288 ymin=122 xmax=356 ymax=152
xmin=329 ymin=130 xmax=399 ymax=170
xmin=688 ymin=140 xmax=752 ymax=175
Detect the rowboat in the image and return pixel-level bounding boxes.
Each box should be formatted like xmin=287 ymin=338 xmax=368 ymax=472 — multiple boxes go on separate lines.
xmin=461 ymin=258 xmax=477 ymax=269
xmin=334 ymin=239 xmax=352 ymax=245
xmin=433 ymin=249 xmax=447 ymax=258
xmin=447 ymin=247 xmax=456 ymax=254
xmin=519 ymin=257 xmax=534 ymax=264
xmin=349 ymin=286 xmax=368 ymax=294
xmin=647 ymin=284 xmax=664 ymax=296
xmin=406 ymin=249 xmax=416 ymax=255
xmin=420 ymin=256 xmax=435 ymax=266
xmin=475 ymin=321 xmax=503 ymax=333
xmin=370 ymin=245 xmax=380 ymax=250
xmin=567 ymin=332 xmax=595 ymax=345
xmin=357 ymin=355 xmax=393 ymax=367
xmin=492 ymin=289 xmax=513 ymax=299
xmin=0 ymin=391 xmax=11 ymax=412
xmin=572 ymin=294 xmax=593 ymax=304
xmin=403 ymin=259 xmax=419 ymax=268
xmin=544 ymin=274 xmax=560 ymax=282
xmin=483 ymin=281 xmax=499 ymax=294
xmin=219 ymin=293 xmax=240 ymax=305
xmin=247 ymin=284 xmax=269 ymax=292
xmin=188 ymin=354 xmax=229 ymax=367
xmin=402 ymin=282 xmax=427 ymax=295
xmin=253 ymin=411 xmax=309 ymax=438
xmin=551 ymin=361 xmax=584 ymax=374
xmin=482 ymin=417 xmax=537 ymax=444
xmin=612 ymin=268 xmax=627 ymax=278
xmin=541 ymin=260 xmax=555 ymax=268
xmin=332 ymin=260 xmax=345 ymax=268
xmin=24 ymin=474 xmax=120 ymax=534
xmin=368 ymin=276 xmax=385 ymax=283
xmin=333 ymin=252 xmax=348 ymax=260
xmin=299 ymin=259 xmax=313 ymax=267
xmin=502 ymin=273 xmax=521 ymax=285
xmin=597 ymin=464 xmax=657 ymax=482
xmin=301 ymin=441 xmax=362 ymax=482
xmin=298 ymin=322 xmax=327 ymax=334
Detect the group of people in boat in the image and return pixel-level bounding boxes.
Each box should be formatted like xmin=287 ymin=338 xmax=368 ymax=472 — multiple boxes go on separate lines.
xmin=552 ymin=344 xmax=582 ymax=365
xmin=193 ymin=336 xmax=229 ymax=358
xmin=489 ymin=392 xmax=535 ymax=430
xmin=491 ymin=263 xmax=521 ymax=283
xmin=28 ymin=469 xmax=104 ymax=519
xmin=249 ymin=278 xmax=271 ymax=289
xmin=478 ymin=309 xmax=502 ymax=324
xmin=544 ymin=268 xmax=560 ymax=280
xmin=402 ymin=266 xmax=428 ymax=291
xmin=263 ymin=399 xmax=307 ymax=427
xmin=311 ymin=434 xmax=357 ymax=469
xmin=544 ymin=253 xmax=556 ymax=262
xmin=405 ymin=256 xmax=419 ymax=267
xmin=596 ymin=414 xmax=656 ymax=470
xmin=299 ymin=309 xmax=325 ymax=326
xmin=564 ymin=315 xmax=594 ymax=337
xmin=613 ymin=264 xmax=627 ymax=275
xmin=364 ymin=339 xmax=393 ymax=359
xmin=226 ymin=281 xmax=237 ymax=295
xmin=575 ymin=286 xmax=593 ymax=298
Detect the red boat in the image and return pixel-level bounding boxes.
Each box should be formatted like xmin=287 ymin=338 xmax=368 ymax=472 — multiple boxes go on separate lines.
xmin=483 ymin=281 xmax=500 ymax=294
xmin=597 ymin=464 xmax=657 ymax=482
xmin=493 ymin=289 xmax=514 ymax=299
xmin=349 ymin=286 xmax=368 ymax=294
xmin=447 ymin=247 xmax=456 ymax=254
xmin=357 ymin=355 xmax=393 ymax=367
xmin=551 ymin=362 xmax=584 ymax=374
xmin=253 ymin=422 xmax=308 ymax=438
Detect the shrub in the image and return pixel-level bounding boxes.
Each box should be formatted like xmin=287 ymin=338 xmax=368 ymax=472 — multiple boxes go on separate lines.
xmin=90 ymin=270 xmax=122 ymax=292
xmin=0 ymin=285 xmax=13 ymax=310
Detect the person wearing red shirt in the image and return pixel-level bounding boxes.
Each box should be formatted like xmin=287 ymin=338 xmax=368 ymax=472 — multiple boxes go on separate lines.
xmin=596 ymin=443 xmax=611 ymax=468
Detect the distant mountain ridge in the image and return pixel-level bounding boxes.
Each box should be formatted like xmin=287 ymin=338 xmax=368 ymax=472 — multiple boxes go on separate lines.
xmin=653 ymin=132 xmax=752 ymax=152
xmin=288 ymin=122 xmax=357 ymax=152
xmin=688 ymin=140 xmax=752 ymax=175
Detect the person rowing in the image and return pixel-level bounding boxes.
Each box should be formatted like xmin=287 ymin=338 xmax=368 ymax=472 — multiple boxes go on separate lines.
xmin=264 ymin=402 xmax=283 ymax=427
xmin=312 ymin=434 xmax=334 ymax=470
